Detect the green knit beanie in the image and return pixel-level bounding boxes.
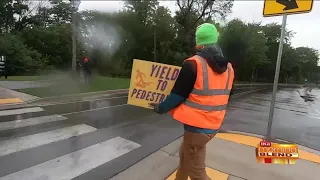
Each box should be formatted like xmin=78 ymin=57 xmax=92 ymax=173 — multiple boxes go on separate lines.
xmin=195 ymin=23 xmax=219 ymax=46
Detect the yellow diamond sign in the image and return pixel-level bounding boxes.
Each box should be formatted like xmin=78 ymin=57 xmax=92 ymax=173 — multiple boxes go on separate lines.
xmin=263 ymin=0 xmax=313 ymax=17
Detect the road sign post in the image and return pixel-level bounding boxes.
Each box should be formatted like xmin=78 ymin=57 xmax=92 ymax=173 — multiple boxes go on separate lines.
xmin=266 ymin=14 xmax=287 ymax=140
xmin=263 ymin=0 xmax=313 ymax=140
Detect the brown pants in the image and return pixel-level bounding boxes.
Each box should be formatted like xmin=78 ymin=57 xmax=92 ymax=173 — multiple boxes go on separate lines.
xmin=175 ymin=131 xmax=215 ymax=180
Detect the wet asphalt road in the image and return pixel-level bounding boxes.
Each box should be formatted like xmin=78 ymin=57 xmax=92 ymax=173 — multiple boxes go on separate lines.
xmin=0 ymin=87 xmax=319 ymax=179
xmin=225 ymin=88 xmax=320 ymax=150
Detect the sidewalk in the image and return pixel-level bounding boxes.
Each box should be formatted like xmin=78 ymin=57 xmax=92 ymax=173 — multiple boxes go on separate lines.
xmin=111 ymin=132 xmax=320 ymax=180
xmin=0 ymin=79 xmax=59 ymax=107
xmin=0 ymin=88 xmax=128 ymax=110
xmin=0 ymin=86 xmax=37 ymax=106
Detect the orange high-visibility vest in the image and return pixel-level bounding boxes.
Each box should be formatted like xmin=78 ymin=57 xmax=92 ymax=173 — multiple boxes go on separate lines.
xmin=171 ymin=55 xmax=234 ymax=130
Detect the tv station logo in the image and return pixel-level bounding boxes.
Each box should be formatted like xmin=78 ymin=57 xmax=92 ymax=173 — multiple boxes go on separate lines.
xmin=256 ymin=141 xmax=299 ymax=164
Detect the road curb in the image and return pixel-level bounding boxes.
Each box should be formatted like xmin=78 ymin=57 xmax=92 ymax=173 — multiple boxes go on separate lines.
xmin=27 ymin=84 xmax=267 ymax=104
xmin=27 ymin=83 xmax=302 ymax=103
xmin=217 ymin=130 xmax=320 ymax=155
xmin=4 ymin=83 xmax=303 ymax=108
xmin=27 ymin=89 xmax=129 ymax=104
xmin=113 ymin=129 xmax=319 ymax=180
xmin=230 ymin=88 xmax=269 ymax=99
xmin=0 ymin=102 xmax=32 ymax=111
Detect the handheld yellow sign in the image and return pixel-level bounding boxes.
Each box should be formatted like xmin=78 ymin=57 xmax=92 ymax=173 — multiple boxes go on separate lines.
xmin=263 ymin=0 xmax=313 ymax=17
xmin=127 ymin=59 xmax=181 ymax=109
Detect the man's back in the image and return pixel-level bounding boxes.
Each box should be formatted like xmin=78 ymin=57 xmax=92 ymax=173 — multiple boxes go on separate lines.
xmin=150 ymin=23 xmax=234 ymax=180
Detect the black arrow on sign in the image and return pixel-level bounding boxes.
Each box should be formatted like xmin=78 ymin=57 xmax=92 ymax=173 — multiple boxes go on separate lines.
xmin=276 ymin=0 xmax=299 ymax=11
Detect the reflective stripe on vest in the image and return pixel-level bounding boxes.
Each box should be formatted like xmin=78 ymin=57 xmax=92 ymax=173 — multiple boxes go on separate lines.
xmin=183 ymin=55 xmax=231 ymax=111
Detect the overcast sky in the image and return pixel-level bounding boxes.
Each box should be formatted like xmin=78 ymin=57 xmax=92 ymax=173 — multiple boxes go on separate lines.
xmin=78 ymin=1 xmax=320 ymax=52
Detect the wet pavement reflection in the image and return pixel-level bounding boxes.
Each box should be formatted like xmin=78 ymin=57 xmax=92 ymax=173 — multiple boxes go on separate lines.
xmin=1 ymin=87 xmax=320 ymax=179
xmin=223 ymin=87 xmax=320 ymax=150
xmin=1 ymin=87 xmax=320 ymax=151
xmin=0 ymin=96 xmax=128 ymax=123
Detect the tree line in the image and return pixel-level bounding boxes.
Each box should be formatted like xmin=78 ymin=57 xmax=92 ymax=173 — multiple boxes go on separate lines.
xmin=0 ymin=0 xmax=319 ymax=83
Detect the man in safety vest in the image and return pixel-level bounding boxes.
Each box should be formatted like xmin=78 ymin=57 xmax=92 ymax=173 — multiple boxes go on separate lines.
xmin=150 ymin=23 xmax=234 ymax=180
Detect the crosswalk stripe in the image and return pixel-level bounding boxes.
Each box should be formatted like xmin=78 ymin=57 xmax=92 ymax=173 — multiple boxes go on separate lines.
xmin=308 ymin=115 xmax=320 ymax=120
xmin=0 ymin=115 xmax=68 ymax=132
xmin=0 ymin=107 xmax=44 ymax=116
xmin=0 ymin=124 xmax=97 ymax=157
xmin=0 ymin=137 xmax=141 ymax=180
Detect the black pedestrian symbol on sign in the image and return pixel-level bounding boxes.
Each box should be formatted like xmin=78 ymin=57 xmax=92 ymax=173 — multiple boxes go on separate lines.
xmin=276 ymin=0 xmax=299 ymax=11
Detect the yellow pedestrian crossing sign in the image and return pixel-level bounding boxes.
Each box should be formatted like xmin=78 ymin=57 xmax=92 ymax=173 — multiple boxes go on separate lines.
xmin=263 ymin=0 xmax=313 ymax=17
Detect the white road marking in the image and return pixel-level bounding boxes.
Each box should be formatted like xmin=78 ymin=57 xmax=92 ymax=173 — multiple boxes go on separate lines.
xmin=0 ymin=107 xmax=43 ymax=116
xmin=308 ymin=113 xmax=320 ymax=117
xmin=0 ymin=124 xmax=97 ymax=157
xmin=313 ymin=109 xmax=320 ymax=116
xmin=61 ymin=104 xmax=128 ymax=116
xmin=308 ymin=115 xmax=320 ymax=120
xmin=0 ymin=137 xmax=141 ymax=180
xmin=37 ymin=96 xmax=128 ymax=106
xmin=0 ymin=115 xmax=68 ymax=132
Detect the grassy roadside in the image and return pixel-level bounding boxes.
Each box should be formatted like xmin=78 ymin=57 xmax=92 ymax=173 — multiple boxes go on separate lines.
xmin=15 ymin=78 xmax=258 ymax=98
xmin=17 ymin=76 xmax=130 ymax=97
xmin=7 ymin=76 xmax=308 ymax=98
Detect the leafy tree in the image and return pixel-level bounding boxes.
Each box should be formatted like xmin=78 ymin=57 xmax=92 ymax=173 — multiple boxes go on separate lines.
xmin=0 ymin=0 xmax=318 ymax=83
xmin=174 ymin=0 xmax=234 ymax=55
xmin=219 ymin=19 xmax=249 ymax=80
xmin=296 ymin=47 xmax=319 ymax=82
xmin=20 ymin=24 xmax=72 ymax=69
xmin=153 ymin=6 xmax=176 ymax=64
xmin=0 ymin=34 xmax=49 ymax=75
xmin=48 ymin=0 xmax=72 ymax=25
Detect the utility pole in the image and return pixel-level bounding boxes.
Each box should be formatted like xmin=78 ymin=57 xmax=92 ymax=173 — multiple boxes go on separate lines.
xmin=71 ymin=11 xmax=77 ymax=72
xmin=153 ymin=28 xmax=156 ymax=62
xmin=70 ymin=0 xmax=81 ymax=73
